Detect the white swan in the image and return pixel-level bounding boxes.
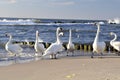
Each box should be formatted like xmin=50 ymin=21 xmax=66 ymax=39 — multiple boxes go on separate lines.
xmin=110 ymin=32 xmax=120 ymax=55
xmin=34 ymin=30 xmax=46 ymax=56
xmin=67 ymin=29 xmax=75 ymax=56
xmin=42 ymin=27 xmax=64 ymax=59
xmin=5 ymin=33 xmax=23 ymax=57
xmin=92 ymin=23 xmax=106 ymax=58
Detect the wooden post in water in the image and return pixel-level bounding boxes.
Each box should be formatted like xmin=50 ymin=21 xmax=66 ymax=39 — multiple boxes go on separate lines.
xmin=88 ymin=44 xmax=93 ymax=51
xmin=63 ymin=43 xmax=67 ymax=50
xmin=74 ymin=43 xmax=80 ymax=50
xmin=84 ymin=44 xmax=87 ymax=51
xmin=12 ymin=41 xmax=120 ymax=53
xmin=45 ymin=43 xmax=51 ymax=48
xmin=80 ymin=44 xmax=84 ymax=50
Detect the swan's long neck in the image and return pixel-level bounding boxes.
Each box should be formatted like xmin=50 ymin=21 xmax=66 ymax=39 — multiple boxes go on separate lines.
xmin=56 ymin=29 xmax=61 ymax=44
xmin=8 ymin=34 xmax=12 ymax=44
xmin=36 ymin=31 xmax=39 ymax=43
xmin=69 ymin=29 xmax=72 ymax=44
xmin=94 ymin=25 xmax=100 ymax=42
xmin=111 ymin=33 xmax=117 ymax=42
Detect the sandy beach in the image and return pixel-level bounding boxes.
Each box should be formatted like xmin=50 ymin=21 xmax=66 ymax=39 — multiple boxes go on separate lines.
xmin=0 ymin=56 xmax=120 ymax=80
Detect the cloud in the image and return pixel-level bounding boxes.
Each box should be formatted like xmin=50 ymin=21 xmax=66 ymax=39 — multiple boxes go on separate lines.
xmin=9 ymin=0 xmax=17 ymax=3
xmin=0 ymin=0 xmax=17 ymax=4
xmin=79 ymin=0 xmax=97 ymax=1
xmin=50 ymin=1 xmax=75 ymax=6
xmin=9 ymin=0 xmax=17 ymax=4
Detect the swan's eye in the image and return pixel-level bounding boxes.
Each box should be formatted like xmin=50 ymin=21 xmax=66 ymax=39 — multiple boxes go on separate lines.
xmin=5 ymin=33 xmax=9 ymax=37
xmin=59 ymin=28 xmax=63 ymax=31
xmin=57 ymin=27 xmax=63 ymax=32
xmin=5 ymin=34 xmax=7 ymax=36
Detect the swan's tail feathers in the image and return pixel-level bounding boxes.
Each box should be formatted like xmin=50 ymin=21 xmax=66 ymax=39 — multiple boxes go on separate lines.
xmin=34 ymin=52 xmax=43 ymax=57
xmin=8 ymin=53 xmax=16 ymax=57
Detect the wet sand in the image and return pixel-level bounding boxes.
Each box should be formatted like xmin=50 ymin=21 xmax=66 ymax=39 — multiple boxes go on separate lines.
xmin=0 ymin=57 xmax=120 ymax=80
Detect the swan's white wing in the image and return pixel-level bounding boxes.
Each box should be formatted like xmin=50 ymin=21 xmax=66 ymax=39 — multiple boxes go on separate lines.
xmin=93 ymin=42 xmax=106 ymax=53
xmin=43 ymin=43 xmax=63 ymax=56
xmin=112 ymin=41 xmax=120 ymax=46
xmin=98 ymin=42 xmax=106 ymax=50
xmin=7 ymin=44 xmax=23 ymax=54
xmin=67 ymin=43 xmax=75 ymax=50
xmin=34 ymin=42 xmax=45 ymax=52
xmin=43 ymin=43 xmax=57 ymax=56
xmin=111 ymin=41 xmax=120 ymax=51
xmin=37 ymin=43 xmax=45 ymax=52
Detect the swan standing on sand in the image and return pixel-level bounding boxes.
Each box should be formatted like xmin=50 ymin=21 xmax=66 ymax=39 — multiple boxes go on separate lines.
xmin=92 ymin=23 xmax=106 ymax=58
xmin=34 ymin=30 xmax=46 ymax=56
xmin=5 ymin=33 xmax=23 ymax=56
xmin=110 ymin=32 xmax=120 ymax=55
xmin=67 ymin=29 xmax=75 ymax=56
xmin=42 ymin=27 xmax=64 ymax=59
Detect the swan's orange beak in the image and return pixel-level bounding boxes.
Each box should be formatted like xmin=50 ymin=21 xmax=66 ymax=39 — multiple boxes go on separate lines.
xmin=110 ymin=32 xmax=113 ymax=36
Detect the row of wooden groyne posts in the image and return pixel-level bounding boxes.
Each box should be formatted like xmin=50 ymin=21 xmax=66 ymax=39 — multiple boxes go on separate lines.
xmin=13 ymin=41 xmax=118 ymax=52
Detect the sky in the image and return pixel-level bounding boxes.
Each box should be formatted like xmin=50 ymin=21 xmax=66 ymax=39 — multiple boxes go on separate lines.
xmin=0 ymin=0 xmax=120 ymax=20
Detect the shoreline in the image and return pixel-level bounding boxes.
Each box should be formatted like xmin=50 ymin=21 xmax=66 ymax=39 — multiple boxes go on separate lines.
xmin=0 ymin=51 xmax=119 ymax=66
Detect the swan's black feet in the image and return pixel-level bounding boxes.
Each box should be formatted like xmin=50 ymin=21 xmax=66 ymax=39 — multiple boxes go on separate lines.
xmin=118 ymin=53 xmax=120 ymax=56
xmin=91 ymin=53 xmax=94 ymax=58
xmin=54 ymin=57 xmax=57 ymax=59
xmin=50 ymin=54 xmax=57 ymax=59
xmin=100 ymin=53 xmax=103 ymax=58
xmin=57 ymin=52 xmax=60 ymax=54
xmin=91 ymin=55 xmax=94 ymax=58
xmin=66 ymin=51 xmax=69 ymax=56
xmin=54 ymin=54 xmax=57 ymax=59
xmin=71 ymin=54 xmax=74 ymax=57
xmin=71 ymin=52 xmax=74 ymax=56
xmin=116 ymin=52 xmax=120 ymax=56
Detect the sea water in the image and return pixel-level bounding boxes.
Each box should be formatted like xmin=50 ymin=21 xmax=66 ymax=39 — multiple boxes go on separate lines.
xmin=0 ymin=18 xmax=120 ymax=66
